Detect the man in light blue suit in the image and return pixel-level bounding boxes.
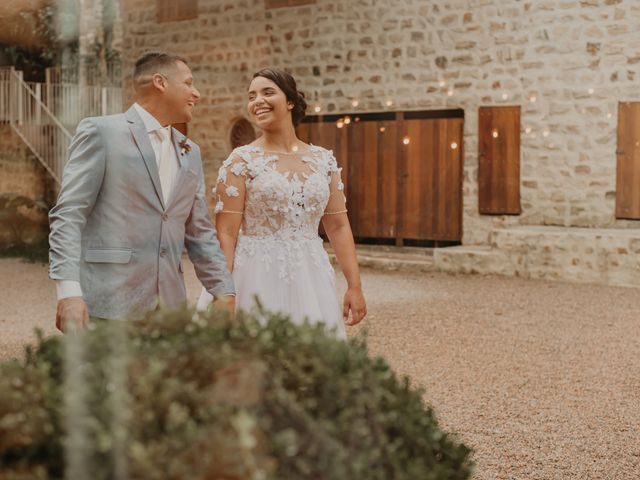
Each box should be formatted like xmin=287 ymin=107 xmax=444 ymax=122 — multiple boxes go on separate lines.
xmin=49 ymin=52 xmax=234 ymax=330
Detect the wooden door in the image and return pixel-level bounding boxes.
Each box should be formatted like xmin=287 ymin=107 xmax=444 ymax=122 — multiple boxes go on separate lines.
xmin=345 ymin=120 xmax=398 ymax=238
xmin=478 ymin=106 xmax=521 ymax=214
xmin=298 ymin=110 xmax=463 ymax=243
xmin=616 ymin=102 xmax=640 ymax=219
xmin=400 ymin=117 xmax=463 ymax=241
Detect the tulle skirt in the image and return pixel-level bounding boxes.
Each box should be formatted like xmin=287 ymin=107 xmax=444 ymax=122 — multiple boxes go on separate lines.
xmin=232 ymin=234 xmax=346 ymax=339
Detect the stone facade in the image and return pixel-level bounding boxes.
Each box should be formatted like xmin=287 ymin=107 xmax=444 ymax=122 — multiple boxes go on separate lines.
xmin=117 ymin=0 xmax=640 ymax=285
xmin=119 ymin=0 xmax=640 ymax=229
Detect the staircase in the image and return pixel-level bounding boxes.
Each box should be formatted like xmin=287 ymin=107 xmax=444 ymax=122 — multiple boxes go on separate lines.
xmin=0 ymin=66 xmax=122 ymax=187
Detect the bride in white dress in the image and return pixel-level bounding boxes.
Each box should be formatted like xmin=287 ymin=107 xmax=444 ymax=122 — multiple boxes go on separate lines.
xmin=198 ymin=68 xmax=366 ymax=338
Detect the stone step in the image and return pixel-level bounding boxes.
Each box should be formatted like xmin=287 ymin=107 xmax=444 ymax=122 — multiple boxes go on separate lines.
xmin=325 ymin=243 xmax=436 ymax=273
xmin=433 ymin=245 xmax=513 ymax=276
xmin=325 ymin=226 xmax=640 ymax=288
xmin=489 ymin=226 xmax=640 ymax=287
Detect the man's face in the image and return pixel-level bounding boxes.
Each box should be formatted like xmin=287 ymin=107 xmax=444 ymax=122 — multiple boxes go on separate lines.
xmin=159 ymin=61 xmax=200 ymax=124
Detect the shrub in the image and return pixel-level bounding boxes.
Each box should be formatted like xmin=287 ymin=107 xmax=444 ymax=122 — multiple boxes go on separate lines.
xmin=0 ymin=307 xmax=472 ymax=479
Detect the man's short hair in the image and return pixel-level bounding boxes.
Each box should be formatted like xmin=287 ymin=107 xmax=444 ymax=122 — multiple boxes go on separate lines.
xmin=133 ymin=52 xmax=188 ymax=81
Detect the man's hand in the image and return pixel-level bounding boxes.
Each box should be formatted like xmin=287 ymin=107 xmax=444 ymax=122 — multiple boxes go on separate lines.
xmin=212 ymin=294 xmax=236 ymax=317
xmin=56 ymin=297 xmax=89 ymax=332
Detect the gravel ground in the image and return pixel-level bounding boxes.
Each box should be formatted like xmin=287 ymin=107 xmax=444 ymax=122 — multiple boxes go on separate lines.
xmin=1 ymin=257 xmax=639 ymax=479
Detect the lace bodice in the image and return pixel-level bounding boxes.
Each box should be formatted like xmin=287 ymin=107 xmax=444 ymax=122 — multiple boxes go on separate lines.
xmin=214 ymin=144 xmax=347 ymax=240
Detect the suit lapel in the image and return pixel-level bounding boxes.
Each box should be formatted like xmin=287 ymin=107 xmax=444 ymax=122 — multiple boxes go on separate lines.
xmin=125 ymin=106 xmax=165 ymax=209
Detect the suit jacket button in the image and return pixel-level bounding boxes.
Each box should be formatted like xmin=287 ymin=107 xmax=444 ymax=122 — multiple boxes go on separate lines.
xmin=162 ymin=214 xmax=168 ymax=221
xmin=160 ymin=248 xmax=167 ymax=257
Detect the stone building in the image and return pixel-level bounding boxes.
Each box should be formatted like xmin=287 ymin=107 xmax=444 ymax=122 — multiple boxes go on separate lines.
xmin=116 ymin=0 xmax=640 ymax=285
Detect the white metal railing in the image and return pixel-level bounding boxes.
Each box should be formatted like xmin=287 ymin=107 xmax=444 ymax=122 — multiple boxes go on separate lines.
xmin=0 ymin=66 xmax=122 ymax=185
xmin=46 ymin=62 xmax=122 ymax=87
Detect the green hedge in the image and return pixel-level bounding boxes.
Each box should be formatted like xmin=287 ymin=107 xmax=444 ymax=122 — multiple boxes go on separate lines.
xmin=0 ymin=308 xmax=472 ymax=479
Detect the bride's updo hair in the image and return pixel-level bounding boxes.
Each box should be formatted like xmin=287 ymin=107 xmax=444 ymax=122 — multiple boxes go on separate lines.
xmin=252 ymin=68 xmax=307 ymax=126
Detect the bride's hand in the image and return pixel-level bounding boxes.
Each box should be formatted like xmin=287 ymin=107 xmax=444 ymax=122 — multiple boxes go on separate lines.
xmin=343 ymin=286 xmax=366 ymax=326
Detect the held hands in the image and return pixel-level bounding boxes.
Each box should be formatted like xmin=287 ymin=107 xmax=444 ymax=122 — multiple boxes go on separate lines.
xmin=343 ymin=286 xmax=367 ymax=326
xmin=56 ymin=297 xmax=89 ymax=332
xmin=212 ymin=294 xmax=236 ymax=317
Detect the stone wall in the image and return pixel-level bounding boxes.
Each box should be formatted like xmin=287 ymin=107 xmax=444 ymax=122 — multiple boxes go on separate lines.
xmin=120 ymin=0 xmax=640 ymax=244
xmin=0 ymin=125 xmax=48 ymax=202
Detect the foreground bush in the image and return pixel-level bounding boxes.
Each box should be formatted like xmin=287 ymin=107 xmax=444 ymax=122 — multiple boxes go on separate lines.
xmin=0 ymin=307 xmax=472 ymax=479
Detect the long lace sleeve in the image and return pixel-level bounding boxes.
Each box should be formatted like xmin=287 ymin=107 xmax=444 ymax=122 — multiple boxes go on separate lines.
xmin=323 ymin=151 xmax=347 ymax=215
xmin=214 ymin=153 xmax=247 ymax=215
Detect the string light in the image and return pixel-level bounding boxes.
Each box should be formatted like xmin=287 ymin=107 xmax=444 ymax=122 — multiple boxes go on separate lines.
xmin=492 ymin=129 xmax=499 ymax=139
xmin=402 ymin=136 xmax=410 ymax=145
xmin=379 ymin=127 xmax=386 ymax=132
xmin=351 ymin=99 xmax=359 ymax=107
xmin=292 ymin=145 xmax=299 ymax=152
xmin=542 ymin=129 xmax=550 ymax=137
xmin=344 ymin=116 xmax=352 ymax=125
xmin=386 ymin=100 xmax=393 ymax=107
xmin=355 ymin=117 xmax=360 ymax=122
xmin=314 ymin=105 xmax=322 ymax=113
xmin=588 ymin=88 xmax=594 ymax=95
xmin=337 ymin=120 xmax=344 ymax=129
xmin=439 ymin=80 xmax=446 ymax=87
xmin=447 ymin=89 xmax=454 ymax=97
xmin=607 ymin=112 xmax=612 ymax=119
xmin=502 ymin=93 xmax=509 ymax=100
xmin=529 ymin=95 xmax=537 ymax=103
xmin=451 ymin=142 xmax=458 ymax=150
xmin=525 ymin=127 xmax=532 ymax=134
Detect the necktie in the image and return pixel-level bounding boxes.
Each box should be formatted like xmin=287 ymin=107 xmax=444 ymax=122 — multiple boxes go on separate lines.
xmin=155 ymin=127 xmax=174 ymax=205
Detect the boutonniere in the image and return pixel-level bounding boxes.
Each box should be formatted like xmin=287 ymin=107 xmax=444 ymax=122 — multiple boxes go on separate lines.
xmin=179 ymin=138 xmax=192 ymax=156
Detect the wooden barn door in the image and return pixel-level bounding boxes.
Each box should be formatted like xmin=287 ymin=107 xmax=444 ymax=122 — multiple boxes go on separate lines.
xmin=345 ymin=117 xmax=398 ymax=239
xmin=400 ymin=114 xmax=464 ymax=241
xmin=478 ymin=106 xmax=521 ymax=214
xmin=298 ymin=110 xmax=463 ymax=243
xmin=616 ymin=102 xmax=640 ymax=219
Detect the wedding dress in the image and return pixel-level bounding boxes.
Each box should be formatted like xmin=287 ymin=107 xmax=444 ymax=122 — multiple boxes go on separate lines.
xmin=211 ymin=144 xmax=347 ymax=339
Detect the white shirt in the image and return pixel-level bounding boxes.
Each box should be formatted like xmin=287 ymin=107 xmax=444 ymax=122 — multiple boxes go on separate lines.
xmin=56 ymin=103 xmax=179 ymax=300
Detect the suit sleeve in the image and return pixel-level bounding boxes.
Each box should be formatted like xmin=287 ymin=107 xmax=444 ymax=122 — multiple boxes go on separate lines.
xmin=49 ymin=118 xmax=106 ymax=283
xmin=184 ymin=146 xmax=235 ymax=299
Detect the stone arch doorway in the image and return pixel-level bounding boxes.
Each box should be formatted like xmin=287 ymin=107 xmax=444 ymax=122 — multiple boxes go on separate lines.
xmin=229 ymin=117 xmax=256 ymax=149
